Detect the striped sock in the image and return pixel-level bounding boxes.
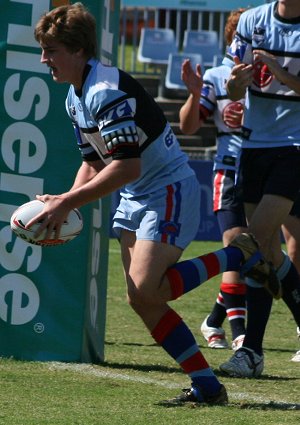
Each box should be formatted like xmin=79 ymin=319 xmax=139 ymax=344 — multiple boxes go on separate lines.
xmin=206 ymin=292 xmax=227 ymax=328
xmin=221 ymin=282 xmax=247 ymax=339
xmin=151 ymin=309 xmax=221 ymax=399
xmin=167 ymin=246 xmax=243 ymax=300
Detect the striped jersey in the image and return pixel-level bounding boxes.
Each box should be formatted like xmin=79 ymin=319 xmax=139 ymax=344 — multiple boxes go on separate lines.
xmin=224 ymin=1 xmax=300 ymax=148
xmin=200 ymin=64 xmax=244 ymax=171
xmin=65 ymin=58 xmax=194 ymax=198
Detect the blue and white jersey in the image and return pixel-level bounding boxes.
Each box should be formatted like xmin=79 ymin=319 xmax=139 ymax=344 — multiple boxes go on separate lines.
xmin=66 ymin=58 xmax=194 ymax=198
xmin=224 ymin=2 xmax=300 ymax=148
xmin=200 ymin=65 xmax=244 ymax=171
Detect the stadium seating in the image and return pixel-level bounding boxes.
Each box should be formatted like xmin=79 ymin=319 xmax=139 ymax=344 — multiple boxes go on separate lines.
xmin=182 ymin=30 xmax=222 ymax=68
xmin=165 ymin=52 xmax=203 ymax=90
xmin=138 ymin=27 xmax=177 ymax=65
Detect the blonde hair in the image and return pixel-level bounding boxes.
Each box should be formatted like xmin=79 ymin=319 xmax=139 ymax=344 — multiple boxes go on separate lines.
xmin=34 ymin=2 xmax=97 ymax=58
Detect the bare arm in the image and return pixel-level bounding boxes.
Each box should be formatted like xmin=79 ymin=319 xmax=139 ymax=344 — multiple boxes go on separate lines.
xmin=179 ymin=59 xmax=204 ymax=134
xmin=27 ymin=158 xmax=141 ymax=238
xmin=61 ymin=157 xmax=141 ymax=208
xmin=69 ymin=160 xmax=105 ymax=191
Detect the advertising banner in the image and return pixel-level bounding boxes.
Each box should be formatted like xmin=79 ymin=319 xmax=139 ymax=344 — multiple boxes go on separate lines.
xmin=189 ymin=160 xmax=221 ymax=241
xmin=0 ymin=0 xmax=120 ymax=362
xmin=121 ymin=0 xmax=267 ymax=12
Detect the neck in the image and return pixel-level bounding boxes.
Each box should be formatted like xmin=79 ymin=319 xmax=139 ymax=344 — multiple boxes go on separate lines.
xmin=277 ymin=1 xmax=300 ymax=19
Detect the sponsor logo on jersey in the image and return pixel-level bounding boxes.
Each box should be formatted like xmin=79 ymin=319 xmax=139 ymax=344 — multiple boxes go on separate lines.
xmin=279 ymin=28 xmax=294 ymax=37
xmin=222 ymin=102 xmax=244 ymax=129
xmin=253 ymin=60 xmax=273 ymax=88
xmin=101 ymin=100 xmax=134 ymax=123
xmin=253 ymin=26 xmax=266 ymax=44
xmin=70 ymin=105 xmax=76 ymax=117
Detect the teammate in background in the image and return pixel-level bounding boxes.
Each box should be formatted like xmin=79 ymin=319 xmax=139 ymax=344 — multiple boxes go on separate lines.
xmin=180 ymin=9 xmax=247 ymax=352
xmin=282 ymin=202 xmax=300 ymax=276
xmin=220 ymin=0 xmax=300 ymax=377
xmin=29 ymin=2 xmax=283 ymax=404
xmin=282 ymin=200 xmax=300 ymax=363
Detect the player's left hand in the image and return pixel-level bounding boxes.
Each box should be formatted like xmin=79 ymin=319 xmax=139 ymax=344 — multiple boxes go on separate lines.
xmin=26 ymin=194 xmax=71 ymax=239
xmin=253 ymin=50 xmax=282 ymax=78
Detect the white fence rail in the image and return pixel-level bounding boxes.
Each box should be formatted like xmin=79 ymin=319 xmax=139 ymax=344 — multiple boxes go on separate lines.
xmin=119 ymin=7 xmax=229 ymax=75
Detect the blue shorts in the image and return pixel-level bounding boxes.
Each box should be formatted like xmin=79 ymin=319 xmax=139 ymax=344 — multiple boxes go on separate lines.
xmin=112 ymin=176 xmax=201 ymax=249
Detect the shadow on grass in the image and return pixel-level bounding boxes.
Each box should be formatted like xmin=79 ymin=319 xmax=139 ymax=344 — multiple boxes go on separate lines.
xmin=105 ymin=340 xmax=158 ymax=347
xmin=235 ymin=401 xmax=300 ymax=410
xmin=264 ymin=347 xmax=299 ymax=354
xmin=101 ymin=360 xmax=181 ymax=374
xmin=217 ymin=370 xmax=299 ymax=381
xmin=155 ymin=400 xmax=300 ymax=410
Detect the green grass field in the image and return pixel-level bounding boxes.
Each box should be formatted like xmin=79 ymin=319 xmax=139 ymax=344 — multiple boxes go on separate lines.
xmin=0 ymin=239 xmax=300 ymax=424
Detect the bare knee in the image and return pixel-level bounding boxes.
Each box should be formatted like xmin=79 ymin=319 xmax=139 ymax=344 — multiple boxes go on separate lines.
xmin=127 ymin=285 xmax=155 ymax=310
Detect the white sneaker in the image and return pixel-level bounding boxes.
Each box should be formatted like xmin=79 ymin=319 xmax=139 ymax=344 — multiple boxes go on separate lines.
xmin=291 ymin=350 xmax=300 ymax=362
xmin=291 ymin=327 xmax=300 ymax=362
xmin=232 ymin=334 xmax=245 ymax=351
xmin=200 ymin=316 xmax=229 ymax=349
xmin=219 ymin=347 xmax=264 ymax=378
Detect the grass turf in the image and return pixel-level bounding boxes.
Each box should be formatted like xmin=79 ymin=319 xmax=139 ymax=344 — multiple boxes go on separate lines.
xmin=0 ymin=239 xmax=299 ymax=424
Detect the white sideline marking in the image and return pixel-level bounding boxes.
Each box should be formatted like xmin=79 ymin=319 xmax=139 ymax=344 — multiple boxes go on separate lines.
xmin=49 ymin=362 xmax=180 ymax=389
xmin=48 ymin=362 xmax=297 ymax=406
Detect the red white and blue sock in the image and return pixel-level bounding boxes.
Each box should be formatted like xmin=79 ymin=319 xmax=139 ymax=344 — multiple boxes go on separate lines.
xmin=222 ymin=282 xmax=247 ymax=340
xmin=151 ymin=309 xmax=222 ymax=400
xmin=166 ymin=246 xmax=243 ymax=300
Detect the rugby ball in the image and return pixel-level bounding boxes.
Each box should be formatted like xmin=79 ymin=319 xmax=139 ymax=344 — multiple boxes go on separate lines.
xmin=10 ymin=200 xmax=83 ymax=246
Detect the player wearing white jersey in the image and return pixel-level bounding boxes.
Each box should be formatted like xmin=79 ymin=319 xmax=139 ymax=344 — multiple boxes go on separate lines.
xmin=180 ymin=9 xmax=248 ymax=351
xmin=220 ymin=0 xmax=300 ymax=377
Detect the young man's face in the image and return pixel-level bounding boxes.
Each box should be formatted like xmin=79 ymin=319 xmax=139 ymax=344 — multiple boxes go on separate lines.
xmin=39 ymin=40 xmax=82 ymax=85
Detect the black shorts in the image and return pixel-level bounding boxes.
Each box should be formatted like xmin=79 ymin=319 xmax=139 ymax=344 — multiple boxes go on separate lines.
xmin=237 ymin=146 xmax=300 ymax=203
xmin=213 ymin=169 xmax=247 ymax=233
xmin=290 ymin=192 xmax=300 ymax=217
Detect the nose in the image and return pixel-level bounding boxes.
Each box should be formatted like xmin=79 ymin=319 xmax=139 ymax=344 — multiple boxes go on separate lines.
xmin=40 ymin=50 xmax=48 ymax=64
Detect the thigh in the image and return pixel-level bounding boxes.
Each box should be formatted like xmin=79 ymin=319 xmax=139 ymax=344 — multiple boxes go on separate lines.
xmin=120 ymin=232 xmax=182 ymax=300
xmin=246 ymin=194 xmax=292 ymax=266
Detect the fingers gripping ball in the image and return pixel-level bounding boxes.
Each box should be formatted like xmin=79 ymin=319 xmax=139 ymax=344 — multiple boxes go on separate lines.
xmin=10 ymin=200 xmax=83 ymax=246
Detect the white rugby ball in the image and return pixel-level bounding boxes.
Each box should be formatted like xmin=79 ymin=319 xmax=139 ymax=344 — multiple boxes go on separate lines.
xmin=10 ymin=200 xmax=83 ymax=246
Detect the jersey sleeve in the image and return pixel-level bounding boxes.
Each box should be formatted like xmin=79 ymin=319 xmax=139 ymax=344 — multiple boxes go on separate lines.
xmin=199 ymin=70 xmax=217 ymax=120
xmin=90 ymin=89 xmax=140 ymax=160
xmin=224 ymin=9 xmax=254 ymax=66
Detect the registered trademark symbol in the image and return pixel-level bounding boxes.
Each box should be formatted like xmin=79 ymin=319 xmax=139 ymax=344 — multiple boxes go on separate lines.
xmin=34 ymin=322 xmax=45 ymax=333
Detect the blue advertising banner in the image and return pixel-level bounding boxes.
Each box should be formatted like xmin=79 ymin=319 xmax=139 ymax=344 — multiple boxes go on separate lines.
xmin=121 ymin=0 xmax=267 ymax=11
xmin=189 ymin=160 xmax=221 ymax=241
